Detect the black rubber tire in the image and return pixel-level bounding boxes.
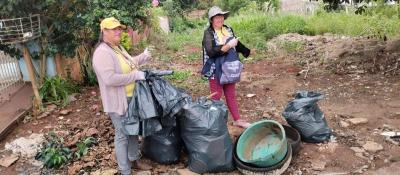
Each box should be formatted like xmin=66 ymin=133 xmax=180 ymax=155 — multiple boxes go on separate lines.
xmin=282 ymin=125 xmax=301 ymax=155
xmin=233 ymin=137 xmax=292 ymax=172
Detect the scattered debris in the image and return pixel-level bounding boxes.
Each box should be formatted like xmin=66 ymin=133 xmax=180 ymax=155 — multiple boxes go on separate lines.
xmin=0 ymin=154 xmax=19 ymax=167
xmin=90 ymin=169 xmax=118 ymax=175
xmin=59 ymin=109 xmax=72 ymax=115
xmin=363 ymin=141 xmax=383 ymax=153
xmin=347 ymin=118 xmax=368 ymax=125
xmin=4 ymin=133 xmax=45 ymax=158
xmin=311 ymin=161 xmax=326 ymax=171
xmin=246 ymin=94 xmax=256 ymax=98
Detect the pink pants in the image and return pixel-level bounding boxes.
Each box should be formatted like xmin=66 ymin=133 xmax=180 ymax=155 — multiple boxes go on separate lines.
xmin=209 ymin=78 xmax=241 ymax=121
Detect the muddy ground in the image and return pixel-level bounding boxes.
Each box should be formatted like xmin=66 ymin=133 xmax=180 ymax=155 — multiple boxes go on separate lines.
xmin=0 ymin=34 xmax=399 ymax=175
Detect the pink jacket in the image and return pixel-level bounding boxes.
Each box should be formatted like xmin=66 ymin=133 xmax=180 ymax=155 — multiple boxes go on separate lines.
xmin=92 ymin=42 xmax=148 ymax=115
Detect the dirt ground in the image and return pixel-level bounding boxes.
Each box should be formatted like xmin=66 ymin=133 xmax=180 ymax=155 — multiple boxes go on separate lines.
xmin=0 ymin=34 xmax=399 ymax=175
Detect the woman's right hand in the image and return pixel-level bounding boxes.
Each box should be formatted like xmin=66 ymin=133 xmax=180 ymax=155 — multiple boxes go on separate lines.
xmin=135 ymin=70 xmax=146 ymax=80
xmin=227 ymin=38 xmax=238 ymax=48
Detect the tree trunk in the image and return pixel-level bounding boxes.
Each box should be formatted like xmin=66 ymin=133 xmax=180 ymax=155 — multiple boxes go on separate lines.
xmin=39 ymin=44 xmax=46 ymax=85
xmin=22 ymin=44 xmax=42 ymax=109
xmin=55 ymin=53 xmax=63 ymax=76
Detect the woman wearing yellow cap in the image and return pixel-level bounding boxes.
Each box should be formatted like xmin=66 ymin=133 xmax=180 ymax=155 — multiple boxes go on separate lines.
xmin=92 ymin=17 xmax=152 ymax=175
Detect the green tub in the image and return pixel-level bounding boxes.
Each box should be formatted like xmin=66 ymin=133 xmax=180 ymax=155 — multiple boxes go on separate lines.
xmin=236 ymin=120 xmax=288 ymax=167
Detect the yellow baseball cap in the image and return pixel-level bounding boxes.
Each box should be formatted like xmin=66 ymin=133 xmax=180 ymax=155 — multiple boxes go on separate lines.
xmin=100 ymin=17 xmax=126 ymax=30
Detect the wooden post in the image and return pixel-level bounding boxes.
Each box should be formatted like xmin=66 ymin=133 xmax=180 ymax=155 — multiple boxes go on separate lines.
xmin=22 ymin=44 xmax=42 ymax=108
xmin=55 ymin=53 xmax=63 ymax=76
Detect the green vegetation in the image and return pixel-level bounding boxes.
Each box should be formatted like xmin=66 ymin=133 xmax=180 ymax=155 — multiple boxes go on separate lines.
xmin=165 ymin=3 xmax=400 ymax=55
xmin=36 ymin=132 xmax=97 ymax=169
xmin=75 ymin=137 xmax=96 ymax=160
xmin=35 ymin=132 xmax=72 ymax=169
xmin=165 ymin=70 xmax=192 ymax=81
xmin=39 ymin=76 xmax=80 ymax=107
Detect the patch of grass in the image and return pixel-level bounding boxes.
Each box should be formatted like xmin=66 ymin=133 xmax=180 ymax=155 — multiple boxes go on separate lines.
xmin=158 ymin=55 xmax=172 ymax=62
xmin=165 ymin=70 xmax=192 ymax=81
xmin=305 ymin=11 xmax=400 ymax=38
xmin=166 ymin=27 xmax=204 ymax=52
xmin=181 ymin=52 xmax=201 ymax=61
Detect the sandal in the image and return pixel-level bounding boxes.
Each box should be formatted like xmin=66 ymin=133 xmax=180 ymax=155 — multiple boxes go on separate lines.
xmin=233 ymin=119 xmax=251 ymax=128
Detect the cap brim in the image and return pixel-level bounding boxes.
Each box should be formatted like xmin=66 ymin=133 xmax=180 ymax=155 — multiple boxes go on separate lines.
xmin=211 ymin=11 xmax=230 ymax=20
xmin=104 ymin=24 xmax=127 ymax=30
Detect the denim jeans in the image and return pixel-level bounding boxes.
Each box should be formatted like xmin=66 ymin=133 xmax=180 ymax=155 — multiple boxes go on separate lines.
xmin=109 ymin=112 xmax=140 ymax=175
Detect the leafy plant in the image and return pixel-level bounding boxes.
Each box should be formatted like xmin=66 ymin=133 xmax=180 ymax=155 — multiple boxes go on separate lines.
xmin=121 ymin=32 xmax=133 ymax=52
xmin=39 ymin=76 xmax=80 ymax=107
xmin=36 ymin=132 xmax=72 ymax=169
xmin=75 ymin=137 xmax=96 ymax=159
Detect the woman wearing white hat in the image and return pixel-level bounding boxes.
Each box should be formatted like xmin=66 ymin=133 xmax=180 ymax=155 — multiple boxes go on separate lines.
xmin=201 ymin=6 xmax=252 ymax=128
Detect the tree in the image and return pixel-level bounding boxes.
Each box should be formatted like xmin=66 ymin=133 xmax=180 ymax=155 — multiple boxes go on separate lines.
xmin=0 ymin=0 xmax=151 ymax=109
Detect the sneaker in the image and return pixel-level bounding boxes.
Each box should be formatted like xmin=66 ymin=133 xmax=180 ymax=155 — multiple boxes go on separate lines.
xmin=133 ymin=160 xmax=152 ymax=170
xmin=233 ymin=119 xmax=251 ymax=128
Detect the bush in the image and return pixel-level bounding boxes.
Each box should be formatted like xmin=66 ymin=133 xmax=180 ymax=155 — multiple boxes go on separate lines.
xmin=39 ymin=76 xmax=80 ymax=107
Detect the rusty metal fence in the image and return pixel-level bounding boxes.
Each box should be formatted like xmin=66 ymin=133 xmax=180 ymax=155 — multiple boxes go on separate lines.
xmin=0 ymin=51 xmax=23 ymax=98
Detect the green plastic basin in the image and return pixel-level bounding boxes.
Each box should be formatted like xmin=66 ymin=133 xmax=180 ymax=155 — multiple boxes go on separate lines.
xmin=236 ymin=120 xmax=288 ymax=167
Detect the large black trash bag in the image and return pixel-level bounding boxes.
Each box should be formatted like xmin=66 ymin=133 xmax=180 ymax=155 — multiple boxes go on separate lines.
xmin=146 ymin=70 xmax=192 ymax=127
xmin=282 ymin=91 xmax=332 ymax=143
xmin=180 ymin=97 xmax=234 ymax=174
xmin=123 ymin=80 xmax=162 ymax=136
xmin=142 ymin=127 xmax=182 ymax=164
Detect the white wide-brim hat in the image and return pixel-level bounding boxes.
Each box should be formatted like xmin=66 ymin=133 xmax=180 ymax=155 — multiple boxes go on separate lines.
xmin=208 ymin=6 xmax=229 ymax=20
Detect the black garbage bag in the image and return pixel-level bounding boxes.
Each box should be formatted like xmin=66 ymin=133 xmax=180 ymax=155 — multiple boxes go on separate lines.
xmin=147 ymin=70 xmax=192 ymax=127
xmin=123 ymin=80 xmax=162 ymax=136
xmin=180 ymin=97 xmax=234 ymax=174
xmin=142 ymin=127 xmax=182 ymax=164
xmin=282 ymin=91 xmax=332 ymax=143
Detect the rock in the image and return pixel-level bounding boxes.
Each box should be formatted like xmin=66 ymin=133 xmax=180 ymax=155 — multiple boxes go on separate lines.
xmin=4 ymin=133 xmax=45 ymax=158
xmin=0 ymin=154 xmax=19 ymax=167
xmin=355 ymin=152 xmax=368 ymax=160
xmin=59 ymin=109 xmax=72 ymax=115
xmin=318 ymin=142 xmax=338 ymax=153
xmin=47 ymin=104 xmax=57 ymax=110
xmin=389 ymin=156 xmax=400 ymax=162
xmin=350 ymin=147 xmax=364 ymax=153
xmin=339 ymin=120 xmax=350 ymax=128
xmin=68 ymin=164 xmax=83 ymax=175
xmin=347 ymin=118 xmax=368 ymax=125
xmin=84 ymin=128 xmax=99 ymax=137
xmin=363 ymin=141 xmax=383 ymax=153
xmin=28 ymin=159 xmax=44 ymax=167
xmin=37 ymin=112 xmax=50 ymax=119
xmin=246 ymin=94 xmax=256 ymax=98
xmin=91 ymin=167 xmax=118 ymax=175
xmin=386 ymin=100 xmax=400 ymax=108
xmin=177 ymin=168 xmax=200 ymax=175
xmin=311 ymin=161 xmax=326 ymax=171
xmin=354 ymin=165 xmax=369 ymax=174
xmin=365 ymin=162 xmax=400 ymax=175
xmin=136 ymin=171 xmax=152 ymax=175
